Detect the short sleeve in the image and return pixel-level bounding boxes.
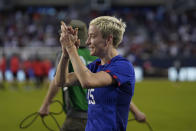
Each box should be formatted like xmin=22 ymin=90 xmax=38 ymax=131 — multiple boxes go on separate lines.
xmin=104 ymin=60 xmax=135 ymax=87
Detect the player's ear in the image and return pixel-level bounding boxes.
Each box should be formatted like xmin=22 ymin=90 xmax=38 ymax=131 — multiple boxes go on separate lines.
xmin=105 ymin=35 xmax=113 ymax=46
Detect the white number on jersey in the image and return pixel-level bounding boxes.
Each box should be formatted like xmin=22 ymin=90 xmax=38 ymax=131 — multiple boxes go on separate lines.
xmin=88 ymin=89 xmax=95 ymax=104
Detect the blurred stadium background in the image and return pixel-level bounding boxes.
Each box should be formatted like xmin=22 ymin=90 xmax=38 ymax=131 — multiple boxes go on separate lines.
xmin=0 ymin=0 xmax=196 ymax=131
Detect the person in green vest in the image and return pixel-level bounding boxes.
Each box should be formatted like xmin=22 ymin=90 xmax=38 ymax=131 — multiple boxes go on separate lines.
xmin=39 ymin=19 xmax=146 ymax=131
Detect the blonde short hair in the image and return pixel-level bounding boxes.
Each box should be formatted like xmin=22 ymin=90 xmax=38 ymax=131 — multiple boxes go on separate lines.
xmin=90 ymin=16 xmax=126 ymax=48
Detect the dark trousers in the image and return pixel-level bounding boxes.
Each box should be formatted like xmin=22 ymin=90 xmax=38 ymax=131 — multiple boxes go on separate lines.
xmin=60 ymin=117 xmax=87 ymax=131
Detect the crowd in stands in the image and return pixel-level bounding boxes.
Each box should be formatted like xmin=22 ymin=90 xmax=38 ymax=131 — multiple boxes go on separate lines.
xmin=0 ymin=6 xmax=196 ymax=80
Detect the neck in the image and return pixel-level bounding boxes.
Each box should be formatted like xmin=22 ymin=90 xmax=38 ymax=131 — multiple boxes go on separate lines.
xmin=100 ymin=48 xmax=118 ymax=65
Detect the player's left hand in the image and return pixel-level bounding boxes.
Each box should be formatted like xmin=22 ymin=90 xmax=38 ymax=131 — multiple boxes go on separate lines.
xmin=134 ymin=111 xmax=146 ymax=122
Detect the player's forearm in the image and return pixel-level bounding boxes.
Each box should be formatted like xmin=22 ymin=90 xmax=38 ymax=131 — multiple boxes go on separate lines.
xmin=130 ymin=102 xmax=139 ymax=114
xmin=54 ymin=53 xmax=69 ymax=87
xmin=66 ymin=46 xmax=91 ymax=88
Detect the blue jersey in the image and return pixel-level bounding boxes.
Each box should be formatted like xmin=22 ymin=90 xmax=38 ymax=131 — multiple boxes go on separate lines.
xmin=86 ymin=55 xmax=135 ymax=131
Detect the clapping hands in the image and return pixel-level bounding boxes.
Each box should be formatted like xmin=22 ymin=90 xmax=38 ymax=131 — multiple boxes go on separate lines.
xmin=60 ymin=21 xmax=80 ymax=55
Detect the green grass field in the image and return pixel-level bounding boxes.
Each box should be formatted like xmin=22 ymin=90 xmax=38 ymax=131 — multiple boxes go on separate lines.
xmin=0 ymin=79 xmax=196 ymax=131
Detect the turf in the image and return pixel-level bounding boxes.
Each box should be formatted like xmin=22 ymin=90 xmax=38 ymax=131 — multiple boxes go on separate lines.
xmin=0 ymin=79 xmax=196 ymax=131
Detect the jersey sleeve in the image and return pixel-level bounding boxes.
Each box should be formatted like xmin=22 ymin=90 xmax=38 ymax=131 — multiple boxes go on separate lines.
xmin=104 ymin=61 xmax=135 ymax=86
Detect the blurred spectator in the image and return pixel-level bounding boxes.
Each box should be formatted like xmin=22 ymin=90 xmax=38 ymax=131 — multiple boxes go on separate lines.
xmin=32 ymin=56 xmax=45 ymax=88
xmin=22 ymin=57 xmax=33 ymax=89
xmin=42 ymin=58 xmax=52 ymax=81
xmin=173 ymin=58 xmax=181 ymax=82
xmin=0 ymin=54 xmax=6 ymax=79
xmin=10 ymin=54 xmax=20 ymax=88
xmin=0 ymin=53 xmax=6 ymax=89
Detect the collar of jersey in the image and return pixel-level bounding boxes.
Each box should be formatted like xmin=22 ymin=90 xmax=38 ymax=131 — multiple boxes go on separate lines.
xmin=95 ymin=55 xmax=121 ymax=66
